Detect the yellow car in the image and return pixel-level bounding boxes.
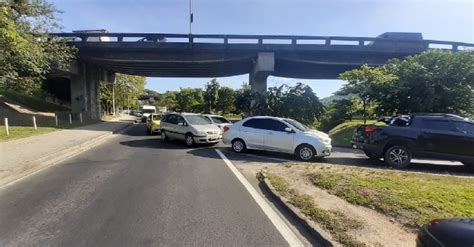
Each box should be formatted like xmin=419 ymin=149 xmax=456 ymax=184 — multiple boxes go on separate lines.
xmin=146 ymin=113 xmax=162 ymax=135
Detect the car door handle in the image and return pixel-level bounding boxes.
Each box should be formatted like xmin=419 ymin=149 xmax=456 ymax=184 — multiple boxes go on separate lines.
xmin=267 ymin=132 xmax=273 ymax=135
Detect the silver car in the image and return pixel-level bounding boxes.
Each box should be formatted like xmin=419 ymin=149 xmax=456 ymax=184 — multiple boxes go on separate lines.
xmin=222 ymin=116 xmax=332 ymax=161
xmin=160 ymin=113 xmax=222 ymax=146
xmin=202 ymin=114 xmax=232 ymax=129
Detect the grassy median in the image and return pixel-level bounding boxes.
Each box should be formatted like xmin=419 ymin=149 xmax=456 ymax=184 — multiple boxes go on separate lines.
xmin=261 ymin=172 xmax=366 ymax=247
xmin=307 ymin=166 xmax=474 ymax=228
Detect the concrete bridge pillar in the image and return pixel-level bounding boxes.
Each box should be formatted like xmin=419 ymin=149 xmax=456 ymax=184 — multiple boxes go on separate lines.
xmin=249 ymin=52 xmax=274 ymax=94
xmin=70 ymin=62 xmax=104 ymax=120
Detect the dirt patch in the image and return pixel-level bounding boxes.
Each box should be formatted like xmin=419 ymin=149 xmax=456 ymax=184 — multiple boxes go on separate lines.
xmin=261 ymin=164 xmax=417 ymax=247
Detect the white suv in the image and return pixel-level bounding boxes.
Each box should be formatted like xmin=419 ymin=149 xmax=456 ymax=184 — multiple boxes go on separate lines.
xmin=160 ymin=113 xmax=222 ymax=146
xmin=222 ymin=116 xmax=331 ymax=160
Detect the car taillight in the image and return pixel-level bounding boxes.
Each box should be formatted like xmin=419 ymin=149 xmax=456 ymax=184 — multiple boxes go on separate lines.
xmin=364 ymin=126 xmax=377 ymax=133
xmin=223 ymin=126 xmax=230 ymax=132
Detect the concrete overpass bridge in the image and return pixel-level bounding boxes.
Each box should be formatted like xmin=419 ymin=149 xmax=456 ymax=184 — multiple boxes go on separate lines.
xmin=50 ymin=32 xmax=474 ymax=119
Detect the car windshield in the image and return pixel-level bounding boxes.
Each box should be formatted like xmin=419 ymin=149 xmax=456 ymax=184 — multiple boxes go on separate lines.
xmin=283 ymin=119 xmax=310 ymax=131
xmin=185 ymin=115 xmax=212 ymax=125
xmin=142 ymin=109 xmax=155 ymax=113
xmin=211 ymin=116 xmax=230 ymax=124
xmin=152 ymin=115 xmax=161 ymax=120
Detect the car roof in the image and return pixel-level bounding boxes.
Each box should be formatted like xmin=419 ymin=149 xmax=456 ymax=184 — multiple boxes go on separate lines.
xmin=244 ymin=116 xmax=284 ymax=120
xmin=202 ymin=114 xmax=225 ymax=118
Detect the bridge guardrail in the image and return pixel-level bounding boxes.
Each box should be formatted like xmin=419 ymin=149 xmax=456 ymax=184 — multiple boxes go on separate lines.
xmin=50 ymin=33 xmax=474 ymax=52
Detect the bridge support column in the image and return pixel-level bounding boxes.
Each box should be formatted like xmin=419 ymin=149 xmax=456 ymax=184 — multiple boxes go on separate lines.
xmin=70 ymin=62 xmax=102 ymax=120
xmin=249 ymin=52 xmax=274 ymax=94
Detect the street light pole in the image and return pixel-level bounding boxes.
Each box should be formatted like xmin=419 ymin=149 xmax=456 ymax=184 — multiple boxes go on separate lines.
xmin=189 ymin=0 xmax=193 ymax=34
xmin=112 ymin=84 xmax=116 ymax=116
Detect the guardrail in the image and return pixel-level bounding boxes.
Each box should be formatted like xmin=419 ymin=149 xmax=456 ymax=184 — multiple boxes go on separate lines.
xmin=51 ymin=33 xmax=474 ymax=51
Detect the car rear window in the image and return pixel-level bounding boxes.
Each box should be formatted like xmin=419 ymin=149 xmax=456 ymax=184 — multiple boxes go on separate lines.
xmin=211 ymin=117 xmax=230 ymax=124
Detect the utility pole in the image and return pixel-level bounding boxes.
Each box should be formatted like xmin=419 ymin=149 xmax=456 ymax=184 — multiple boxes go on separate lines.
xmin=189 ymin=0 xmax=193 ymax=34
xmin=112 ymin=84 xmax=116 ymax=116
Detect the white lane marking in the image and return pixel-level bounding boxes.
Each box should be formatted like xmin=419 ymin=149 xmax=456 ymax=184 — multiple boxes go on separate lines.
xmin=215 ymin=149 xmax=304 ymax=247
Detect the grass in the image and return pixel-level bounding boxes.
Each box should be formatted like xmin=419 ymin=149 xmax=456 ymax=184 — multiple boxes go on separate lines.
xmin=0 ymin=88 xmax=70 ymax=112
xmin=0 ymin=125 xmax=58 ymax=141
xmin=0 ymin=121 xmax=101 ymax=142
xmin=328 ymin=120 xmax=382 ymax=147
xmin=261 ymin=172 xmax=366 ymax=247
xmin=306 ymin=166 xmax=474 ymax=228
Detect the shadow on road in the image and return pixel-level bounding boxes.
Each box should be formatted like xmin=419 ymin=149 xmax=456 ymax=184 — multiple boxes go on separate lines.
xmin=218 ymin=147 xmax=473 ymax=177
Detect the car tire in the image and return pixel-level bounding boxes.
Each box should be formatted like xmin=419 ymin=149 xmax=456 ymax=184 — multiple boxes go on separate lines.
xmin=231 ymin=139 xmax=246 ymax=153
xmin=364 ymin=150 xmax=380 ymax=161
xmin=296 ymin=144 xmax=316 ymax=161
xmin=185 ymin=134 xmax=195 ymax=147
xmin=384 ymin=145 xmax=412 ymax=169
xmin=161 ymin=130 xmax=168 ymax=142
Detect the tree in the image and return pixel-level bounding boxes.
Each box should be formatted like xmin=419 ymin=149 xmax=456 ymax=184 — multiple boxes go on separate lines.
xmin=279 ymin=83 xmax=325 ymax=124
xmin=234 ymin=83 xmax=253 ymax=115
xmin=100 ymin=74 xmax=146 ymax=113
xmin=175 ymin=88 xmax=203 ymax=112
xmin=318 ymin=98 xmax=357 ymax=131
xmin=203 ymin=79 xmax=220 ymax=113
xmin=339 ymin=64 xmax=397 ymax=123
xmin=216 ymin=86 xmax=236 ymax=114
xmin=0 ymin=0 xmax=76 ymax=94
xmin=156 ymin=91 xmax=177 ymax=111
xmin=383 ymin=50 xmax=474 ymax=117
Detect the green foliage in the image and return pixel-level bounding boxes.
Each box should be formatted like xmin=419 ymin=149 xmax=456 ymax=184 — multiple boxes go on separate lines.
xmin=203 ymin=79 xmax=220 ymax=113
xmin=156 ymin=91 xmax=177 ymax=110
xmin=318 ymin=98 xmax=357 ymax=132
xmin=307 ymin=166 xmax=474 ymax=228
xmin=339 ymin=65 xmax=398 ymax=123
xmin=175 ymin=88 xmax=204 ymax=112
xmin=266 ymin=83 xmax=325 ymax=125
xmin=382 ymin=50 xmax=474 ymax=117
xmin=216 ymin=86 xmax=236 ymax=114
xmin=234 ymin=83 xmax=253 ymax=115
xmin=0 ymin=87 xmax=69 ymax=112
xmin=100 ymin=74 xmax=146 ymax=112
xmin=0 ymin=0 xmax=76 ymax=94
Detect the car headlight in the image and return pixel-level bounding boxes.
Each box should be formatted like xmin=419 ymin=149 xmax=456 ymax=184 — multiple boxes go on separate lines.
xmin=196 ymin=131 xmax=206 ymax=136
xmin=317 ymin=137 xmax=331 ymax=145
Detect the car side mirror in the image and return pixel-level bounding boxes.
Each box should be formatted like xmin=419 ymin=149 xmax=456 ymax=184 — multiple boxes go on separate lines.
xmin=284 ymin=127 xmax=294 ymax=133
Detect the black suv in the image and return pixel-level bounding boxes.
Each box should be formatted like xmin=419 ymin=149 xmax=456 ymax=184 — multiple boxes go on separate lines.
xmin=351 ymin=114 xmax=474 ymax=169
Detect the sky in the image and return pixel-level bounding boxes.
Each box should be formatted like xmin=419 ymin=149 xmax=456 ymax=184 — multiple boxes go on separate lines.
xmin=51 ymin=0 xmax=473 ymax=98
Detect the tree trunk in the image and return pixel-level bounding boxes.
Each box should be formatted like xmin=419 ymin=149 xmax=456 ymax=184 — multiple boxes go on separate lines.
xmin=363 ymin=100 xmax=367 ymax=124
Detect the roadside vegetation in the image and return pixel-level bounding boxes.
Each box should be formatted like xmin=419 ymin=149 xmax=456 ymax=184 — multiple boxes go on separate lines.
xmin=261 ymin=172 xmax=366 ymax=247
xmin=0 ymin=88 xmax=69 ymax=112
xmin=328 ymin=120 xmax=381 ymax=147
xmin=0 ymin=120 xmax=101 ymax=142
xmin=306 ymin=165 xmax=474 ymax=228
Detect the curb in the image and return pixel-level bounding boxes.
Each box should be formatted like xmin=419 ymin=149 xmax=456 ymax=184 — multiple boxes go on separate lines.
xmin=0 ymin=123 xmax=134 ymax=188
xmin=259 ymin=175 xmax=334 ymax=247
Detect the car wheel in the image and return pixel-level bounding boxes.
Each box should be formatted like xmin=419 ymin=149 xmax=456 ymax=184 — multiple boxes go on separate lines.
xmin=296 ymin=144 xmax=316 ymax=161
xmin=364 ymin=150 xmax=380 ymax=161
xmin=384 ymin=145 xmax=412 ymax=169
xmin=161 ymin=130 xmax=168 ymax=142
xmin=232 ymin=139 xmax=246 ymax=153
xmin=185 ymin=134 xmax=195 ymax=147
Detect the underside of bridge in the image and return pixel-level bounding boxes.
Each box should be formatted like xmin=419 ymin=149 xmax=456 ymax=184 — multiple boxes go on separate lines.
xmin=48 ymin=32 xmax=473 ymax=119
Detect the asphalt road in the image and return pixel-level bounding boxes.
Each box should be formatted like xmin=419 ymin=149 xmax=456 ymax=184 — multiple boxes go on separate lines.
xmin=1 ymin=123 xmax=471 ymax=247
xmin=0 ymin=124 xmax=293 ymax=247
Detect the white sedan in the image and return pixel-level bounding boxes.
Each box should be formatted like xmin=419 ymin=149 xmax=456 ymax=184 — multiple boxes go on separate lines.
xmin=222 ymin=116 xmax=331 ymax=161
